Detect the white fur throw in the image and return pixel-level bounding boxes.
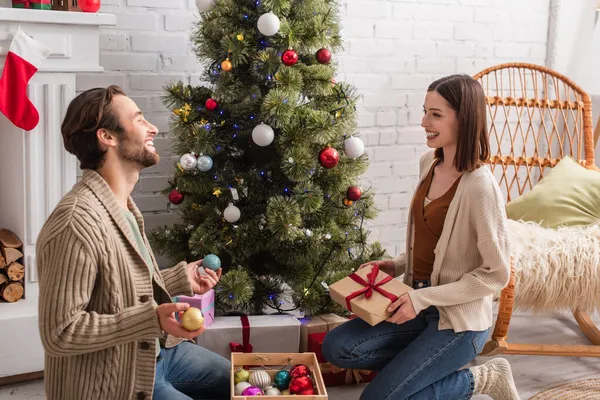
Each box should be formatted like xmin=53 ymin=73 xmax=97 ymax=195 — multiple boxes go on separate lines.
xmin=507 ymin=219 xmax=600 ymax=314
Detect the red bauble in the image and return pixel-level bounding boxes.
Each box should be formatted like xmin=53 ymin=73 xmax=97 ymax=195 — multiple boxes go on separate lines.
xmin=318 ymin=147 xmax=340 ymax=169
xmin=289 ymin=376 xmax=314 ymax=394
xmin=346 ymin=186 xmax=362 ymax=201
xmin=79 ymin=0 xmax=101 ymax=12
xmin=205 ymin=98 xmax=218 ymax=111
xmin=168 ymin=189 xmax=184 ymax=205
xmin=298 ymin=388 xmax=316 ymax=395
xmin=281 ymin=49 xmax=299 ymax=66
xmin=316 ymin=48 xmax=331 ymax=64
xmin=290 ymin=364 xmax=309 ymax=378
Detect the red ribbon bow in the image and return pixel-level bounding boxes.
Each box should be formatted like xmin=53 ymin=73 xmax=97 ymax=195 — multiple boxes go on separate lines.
xmin=344 ymin=264 xmax=399 ymax=311
xmin=229 ymin=315 xmax=253 ymax=353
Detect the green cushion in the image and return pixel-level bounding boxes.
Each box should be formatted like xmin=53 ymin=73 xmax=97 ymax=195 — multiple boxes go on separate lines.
xmin=505 ymin=156 xmax=600 ymax=228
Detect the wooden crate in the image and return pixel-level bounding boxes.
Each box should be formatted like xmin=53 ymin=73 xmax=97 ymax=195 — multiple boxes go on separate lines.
xmin=231 ymin=353 xmax=328 ymax=400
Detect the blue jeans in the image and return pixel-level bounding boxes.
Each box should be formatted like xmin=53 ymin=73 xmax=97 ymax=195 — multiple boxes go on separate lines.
xmin=321 ymin=306 xmax=490 ymax=400
xmin=153 ymin=341 xmax=231 ymax=400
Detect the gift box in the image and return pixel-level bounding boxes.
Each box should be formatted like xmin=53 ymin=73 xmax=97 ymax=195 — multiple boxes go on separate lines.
xmin=299 ymin=313 xmax=347 ymax=353
xmin=195 ymin=314 xmax=301 ymax=360
xmin=173 ymin=289 xmax=215 ymax=327
xmin=12 ymin=0 xmax=51 ymax=9
xmin=329 ymin=264 xmax=413 ymax=326
xmin=308 ymin=332 xmax=378 ymax=386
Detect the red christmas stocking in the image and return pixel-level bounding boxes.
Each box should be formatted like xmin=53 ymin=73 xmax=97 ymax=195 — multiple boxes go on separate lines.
xmin=0 ymin=28 xmax=50 ymax=131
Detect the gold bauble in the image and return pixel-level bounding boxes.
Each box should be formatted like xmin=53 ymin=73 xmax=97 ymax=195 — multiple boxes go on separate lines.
xmin=181 ymin=307 xmax=204 ymax=331
xmin=221 ymin=59 xmax=233 ymax=72
xmin=343 ymin=198 xmax=353 ymax=206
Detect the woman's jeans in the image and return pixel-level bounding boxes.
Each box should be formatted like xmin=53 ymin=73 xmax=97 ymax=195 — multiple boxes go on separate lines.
xmin=321 ymin=305 xmax=490 ymax=400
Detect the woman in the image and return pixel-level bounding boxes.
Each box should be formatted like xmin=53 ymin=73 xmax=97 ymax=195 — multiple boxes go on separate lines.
xmin=322 ymin=75 xmax=519 ymax=400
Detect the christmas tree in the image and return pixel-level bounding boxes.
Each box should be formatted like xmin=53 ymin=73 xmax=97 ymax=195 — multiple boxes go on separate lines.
xmin=150 ymin=0 xmax=386 ymax=316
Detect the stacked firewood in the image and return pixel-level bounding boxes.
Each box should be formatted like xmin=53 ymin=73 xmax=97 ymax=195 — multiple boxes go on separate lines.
xmin=0 ymin=229 xmax=25 ymax=303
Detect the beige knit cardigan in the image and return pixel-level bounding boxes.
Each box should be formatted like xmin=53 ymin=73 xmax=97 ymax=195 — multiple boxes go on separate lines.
xmin=394 ymin=150 xmax=511 ymax=332
xmin=36 ymin=170 xmax=194 ymax=400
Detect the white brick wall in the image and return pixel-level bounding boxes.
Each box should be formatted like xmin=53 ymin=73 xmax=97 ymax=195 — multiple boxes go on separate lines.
xmin=81 ymin=0 xmax=551 ymax=263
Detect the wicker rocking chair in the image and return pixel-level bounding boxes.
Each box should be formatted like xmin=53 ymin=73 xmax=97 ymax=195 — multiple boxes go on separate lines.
xmin=472 ymin=63 xmax=600 ymax=358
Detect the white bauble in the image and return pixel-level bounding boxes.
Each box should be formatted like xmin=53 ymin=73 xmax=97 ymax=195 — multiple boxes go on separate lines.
xmin=195 ymin=0 xmax=215 ymax=12
xmin=249 ymin=370 xmax=272 ymax=390
xmin=257 ymin=12 xmax=280 ymax=36
xmin=252 ymin=123 xmax=275 ymax=147
xmin=224 ymin=204 xmax=241 ymax=223
xmin=265 ymin=387 xmax=282 ymax=395
xmin=344 ymin=136 xmax=365 ymax=159
xmin=234 ymin=382 xmax=252 ymax=395
xmin=196 ymin=155 xmax=213 ymax=172
xmin=179 ymin=153 xmax=198 ymax=170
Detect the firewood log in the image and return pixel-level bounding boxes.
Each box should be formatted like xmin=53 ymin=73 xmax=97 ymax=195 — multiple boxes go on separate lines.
xmin=0 ymin=229 xmax=23 ymax=248
xmin=6 ymin=262 xmax=24 ymax=281
xmin=0 ymin=282 xmax=24 ymax=302
xmin=2 ymin=248 xmax=23 ymax=265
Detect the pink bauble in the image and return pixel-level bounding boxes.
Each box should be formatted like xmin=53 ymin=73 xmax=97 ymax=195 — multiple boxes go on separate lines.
xmin=241 ymin=386 xmax=264 ymax=396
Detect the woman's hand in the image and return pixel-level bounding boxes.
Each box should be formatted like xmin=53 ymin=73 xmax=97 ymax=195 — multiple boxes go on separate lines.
xmin=358 ymin=259 xmax=396 ymax=276
xmin=386 ymin=294 xmax=417 ymax=324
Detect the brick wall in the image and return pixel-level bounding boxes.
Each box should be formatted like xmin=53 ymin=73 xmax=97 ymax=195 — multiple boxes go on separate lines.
xmin=78 ymin=0 xmax=551 ymax=262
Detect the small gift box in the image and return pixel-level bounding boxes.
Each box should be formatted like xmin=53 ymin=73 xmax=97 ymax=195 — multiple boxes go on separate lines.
xmin=195 ymin=314 xmax=301 ymax=360
xmin=173 ymin=289 xmax=215 ymax=327
xmin=12 ymin=0 xmax=51 ymax=9
xmin=329 ymin=264 xmax=413 ymax=326
xmin=299 ymin=313 xmax=347 ymax=353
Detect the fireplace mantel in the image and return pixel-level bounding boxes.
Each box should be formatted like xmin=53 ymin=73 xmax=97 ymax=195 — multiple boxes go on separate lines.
xmin=0 ymin=9 xmax=115 ymax=382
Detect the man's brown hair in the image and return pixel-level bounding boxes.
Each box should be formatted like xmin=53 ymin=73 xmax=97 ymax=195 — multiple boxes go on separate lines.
xmin=61 ymin=85 xmax=126 ymax=170
xmin=428 ymin=75 xmax=490 ymax=172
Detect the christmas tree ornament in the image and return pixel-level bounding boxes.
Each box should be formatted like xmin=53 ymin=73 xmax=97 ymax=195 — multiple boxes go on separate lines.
xmin=281 ymin=390 xmax=291 ymax=395
xmin=0 ymin=28 xmax=50 ymax=131
xmin=79 ymin=0 xmax=101 ymax=12
xmin=316 ymin=48 xmax=331 ymax=64
xmin=251 ymin=123 xmax=275 ymax=146
xmin=265 ymin=387 xmax=281 ymax=395
xmin=195 ymin=0 xmax=215 ymax=12
xmin=318 ymin=147 xmax=340 ymax=169
xmin=289 ymin=375 xmax=314 ymax=394
xmin=181 ymin=307 xmax=204 ymax=330
xmin=196 ymin=155 xmax=213 ymax=172
xmin=297 ymin=387 xmax=316 ymax=395
xmin=221 ymin=59 xmax=232 ymax=72
xmin=344 ymin=136 xmax=365 ymax=159
xmin=205 ymin=98 xmax=218 ymax=111
xmin=235 ymin=382 xmax=252 ymax=395
xmin=274 ymin=370 xmax=291 ymax=389
xmin=180 ymin=153 xmax=198 ymax=170
xmin=241 ymin=386 xmax=264 ymax=396
xmin=213 ymin=188 xmax=223 ymax=197
xmin=343 ymin=198 xmax=353 ymax=207
xmin=168 ymin=189 xmax=184 ymax=205
xmin=290 ymin=364 xmax=309 ymax=378
xmin=249 ymin=370 xmax=272 ymax=390
xmin=346 ymin=186 xmax=362 ymax=201
xmin=237 ymin=33 xmax=244 ymax=41
xmin=224 ymin=203 xmax=241 ymax=223
xmin=257 ymin=12 xmax=280 ymax=36
xmin=281 ymin=49 xmax=298 ymax=66
xmin=202 ymin=254 xmax=221 ymax=271
xmin=234 ymin=368 xmax=251 ymax=384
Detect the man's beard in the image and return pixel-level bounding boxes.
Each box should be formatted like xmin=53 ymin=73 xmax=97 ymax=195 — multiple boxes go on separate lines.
xmin=117 ymin=135 xmax=159 ymax=168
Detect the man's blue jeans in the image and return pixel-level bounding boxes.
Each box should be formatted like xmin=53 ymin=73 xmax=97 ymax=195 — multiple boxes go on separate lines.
xmin=153 ymin=341 xmax=230 ymax=400
xmin=321 ymin=306 xmax=490 ymax=400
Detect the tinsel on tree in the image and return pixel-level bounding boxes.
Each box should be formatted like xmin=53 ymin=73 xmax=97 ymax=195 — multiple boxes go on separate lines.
xmin=150 ymin=0 xmax=386 ymax=317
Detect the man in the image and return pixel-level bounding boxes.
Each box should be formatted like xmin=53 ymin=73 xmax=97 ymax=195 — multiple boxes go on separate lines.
xmin=36 ymin=85 xmax=230 ymax=400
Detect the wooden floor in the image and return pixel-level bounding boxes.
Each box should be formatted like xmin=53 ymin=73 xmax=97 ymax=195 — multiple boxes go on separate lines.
xmin=1 ymin=312 xmax=599 ymax=399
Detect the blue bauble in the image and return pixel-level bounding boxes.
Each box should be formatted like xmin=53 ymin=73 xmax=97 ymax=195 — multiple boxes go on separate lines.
xmin=202 ymin=254 xmax=221 ymax=271
xmin=273 ymin=370 xmax=291 ymax=389
xmin=196 ymin=155 xmax=213 ymax=172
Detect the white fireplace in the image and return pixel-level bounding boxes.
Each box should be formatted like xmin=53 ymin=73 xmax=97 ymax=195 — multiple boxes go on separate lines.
xmin=0 ymin=9 xmax=115 ymax=382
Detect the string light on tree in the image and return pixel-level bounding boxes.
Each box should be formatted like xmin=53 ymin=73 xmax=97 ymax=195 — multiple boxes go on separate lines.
xmin=257 ymin=12 xmax=280 ymax=36
xmin=344 ymin=136 xmax=365 ymax=158
xmin=180 ymin=153 xmax=198 ymax=170
xmin=252 ymin=123 xmax=274 ymax=146
xmin=281 ymin=49 xmax=298 ymax=66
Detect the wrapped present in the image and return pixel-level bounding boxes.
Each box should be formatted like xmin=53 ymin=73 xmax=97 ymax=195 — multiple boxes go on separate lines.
xmin=308 ymin=332 xmax=377 ymax=386
xmin=173 ymin=289 xmax=215 ymax=327
xmin=12 ymin=0 xmax=51 ymax=9
xmin=195 ymin=314 xmax=301 ymax=360
xmin=329 ymin=264 xmax=413 ymax=326
xmin=299 ymin=313 xmax=347 ymax=353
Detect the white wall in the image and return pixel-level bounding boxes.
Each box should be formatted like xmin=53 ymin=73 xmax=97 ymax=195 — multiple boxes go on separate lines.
xmin=80 ymin=0 xmax=551 ymax=262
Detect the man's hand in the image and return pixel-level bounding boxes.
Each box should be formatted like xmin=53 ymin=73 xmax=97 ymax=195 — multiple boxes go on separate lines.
xmin=186 ymin=260 xmax=222 ymax=295
xmin=156 ymin=303 xmax=205 ymax=340
xmin=386 ymin=294 xmax=417 ymax=325
xmin=358 ymin=259 xmax=396 ymax=276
